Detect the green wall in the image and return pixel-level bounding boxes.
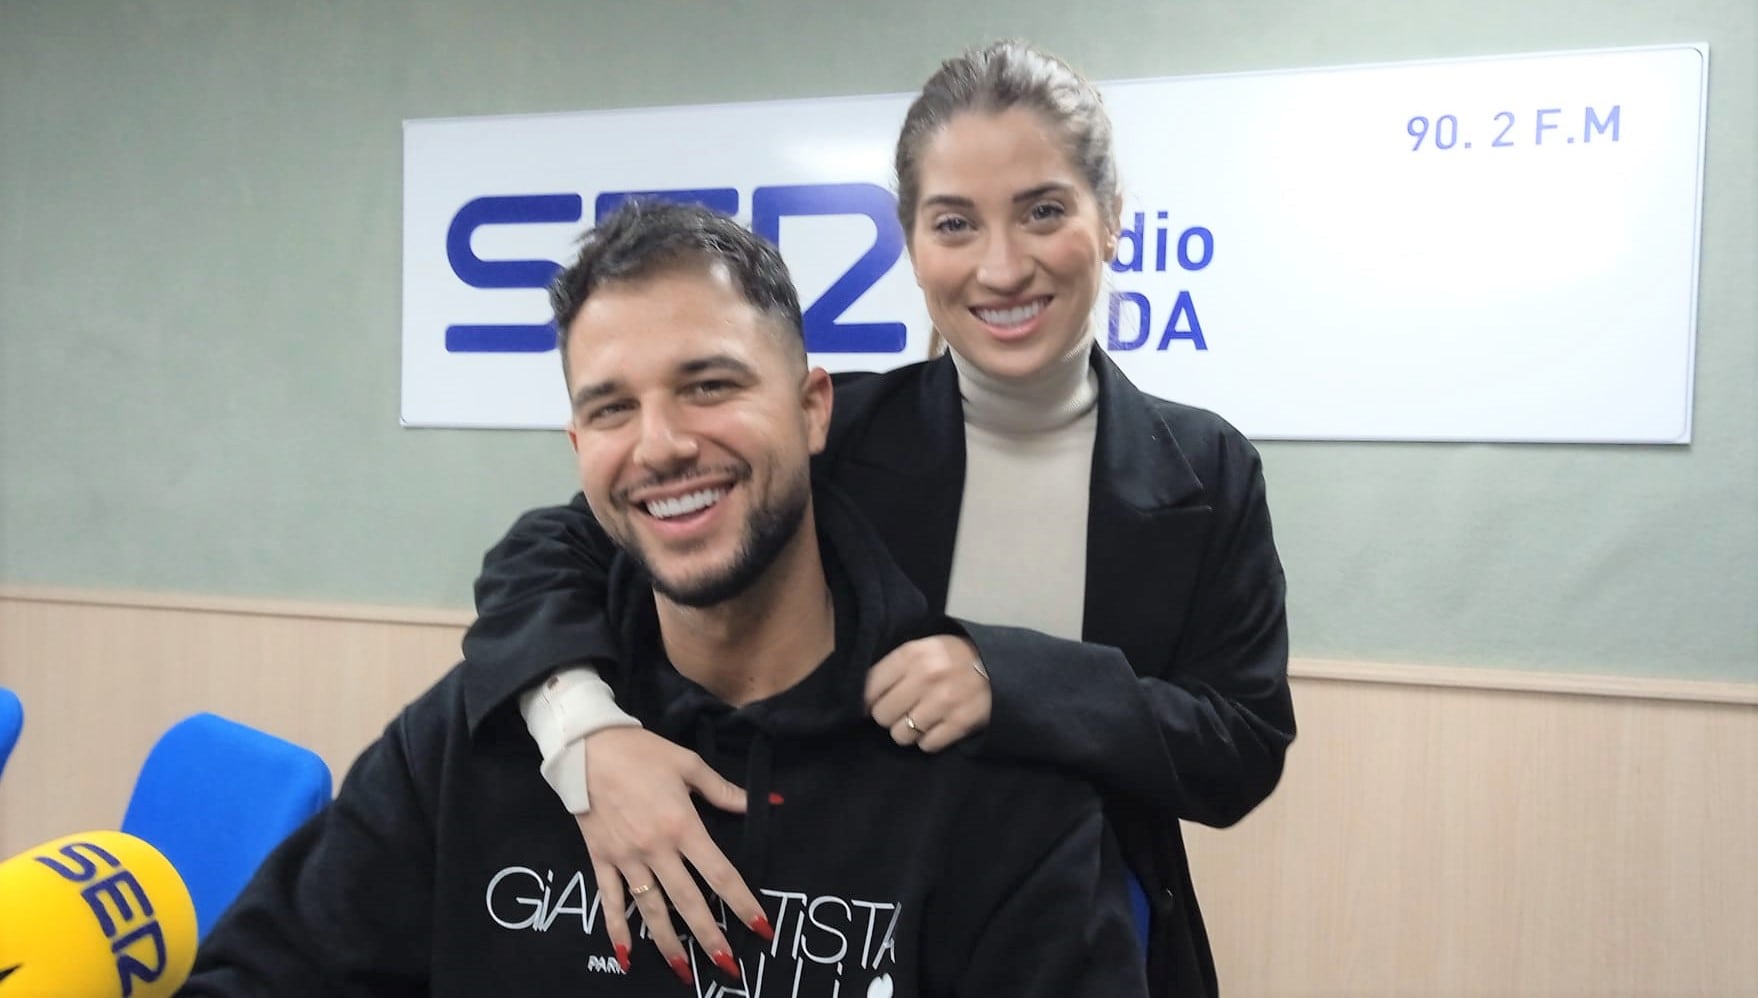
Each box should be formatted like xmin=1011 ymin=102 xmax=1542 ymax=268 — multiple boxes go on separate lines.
xmin=2 ymin=0 xmax=1752 ymax=681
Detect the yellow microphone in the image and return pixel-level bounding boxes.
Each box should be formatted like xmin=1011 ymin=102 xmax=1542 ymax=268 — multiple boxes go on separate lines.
xmin=0 ymin=831 xmax=196 ymax=997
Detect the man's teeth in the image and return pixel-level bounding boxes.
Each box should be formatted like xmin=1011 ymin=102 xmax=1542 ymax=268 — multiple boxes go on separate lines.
xmin=974 ymin=300 xmax=1046 ymax=327
xmin=645 ymin=488 xmax=727 ymax=520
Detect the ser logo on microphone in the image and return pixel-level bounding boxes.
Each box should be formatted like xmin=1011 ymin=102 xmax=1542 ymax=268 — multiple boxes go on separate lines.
xmin=33 ymin=840 xmax=178 ymax=996
xmin=443 ymin=183 xmax=908 ymax=357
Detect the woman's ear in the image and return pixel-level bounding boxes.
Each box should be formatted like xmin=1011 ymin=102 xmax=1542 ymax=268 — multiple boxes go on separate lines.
xmin=1106 ymin=193 xmax=1124 ymax=259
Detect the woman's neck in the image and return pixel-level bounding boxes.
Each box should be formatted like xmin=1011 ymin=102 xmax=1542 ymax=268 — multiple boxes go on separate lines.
xmin=948 ymin=339 xmax=1098 ymax=434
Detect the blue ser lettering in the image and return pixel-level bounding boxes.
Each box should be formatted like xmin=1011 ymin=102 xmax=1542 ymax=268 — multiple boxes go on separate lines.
xmin=445 ymin=193 xmax=584 ymax=353
xmin=444 ymin=184 xmax=906 ymax=355
xmin=751 ymin=183 xmax=904 ymax=354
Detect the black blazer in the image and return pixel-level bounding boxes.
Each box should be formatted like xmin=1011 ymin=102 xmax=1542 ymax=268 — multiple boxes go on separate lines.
xmin=822 ymin=349 xmax=1295 ymax=997
xmin=462 ymin=348 xmax=1295 ymax=998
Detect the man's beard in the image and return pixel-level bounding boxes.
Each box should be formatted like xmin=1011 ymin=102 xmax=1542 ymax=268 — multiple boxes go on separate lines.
xmin=623 ymin=465 xmax=811 ymax=609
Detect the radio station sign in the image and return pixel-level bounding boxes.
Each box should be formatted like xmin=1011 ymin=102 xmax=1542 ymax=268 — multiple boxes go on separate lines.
xmin=402 ymin=45 xmax=1707 ymax=443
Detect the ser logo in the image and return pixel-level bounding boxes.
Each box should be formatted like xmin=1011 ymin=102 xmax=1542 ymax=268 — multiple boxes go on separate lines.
xmin=33 ymin=840 xmax=178 ymax=997
xmin=444 ymin=184 xmax=905 ymax=356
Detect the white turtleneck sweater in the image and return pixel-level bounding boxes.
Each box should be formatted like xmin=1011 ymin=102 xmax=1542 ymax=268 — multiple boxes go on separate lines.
xmin=942 ymin=342 xmax=1098 ymax=641
xmin=524 ymin=341 xmax=1102 ymax=812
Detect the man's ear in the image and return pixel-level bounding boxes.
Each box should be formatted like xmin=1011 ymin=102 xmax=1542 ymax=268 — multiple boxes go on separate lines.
xmin=802 ymin=366 xmax=834 ymax=454
xmin=566 ymin=423 xmax=581 ymax=455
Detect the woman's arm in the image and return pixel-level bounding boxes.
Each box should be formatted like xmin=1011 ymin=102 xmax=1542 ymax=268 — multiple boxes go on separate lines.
xmin=519 ymin=666 xmax=641 ymax=813
xmin=464 ymin=496 xmax=768 ymax=967
xmin=462 ymin=494 xmax=623 ymax=692
xmin=864 ymin=440 xmax=1293 ymax=828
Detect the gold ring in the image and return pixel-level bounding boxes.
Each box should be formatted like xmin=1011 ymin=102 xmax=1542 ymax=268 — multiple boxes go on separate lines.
xmin=630 ymin=883 xmax=655 ymax=897
xmin=904 ymin=715 xmax=920 ymax=733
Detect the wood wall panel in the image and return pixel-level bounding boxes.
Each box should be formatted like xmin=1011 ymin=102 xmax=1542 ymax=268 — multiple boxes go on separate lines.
xmin=2 ymin=590 xmax=1753 ymax=996
xmin=0 ymin=593 xmax=459 ymax=849
xmin=1184 ymin=680 xmax=1758 ymax=996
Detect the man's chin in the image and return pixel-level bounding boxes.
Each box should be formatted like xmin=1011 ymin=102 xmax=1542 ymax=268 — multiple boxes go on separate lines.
xmin=650 ymin=567 xmax=746 ymax=609
xmin=639 ymin=550 xmax=751 ymax=608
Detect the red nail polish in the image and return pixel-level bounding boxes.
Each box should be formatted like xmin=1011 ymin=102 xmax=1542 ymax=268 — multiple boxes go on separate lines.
xmin=614 ymin=943 xmax=630 ymax=972
xmin=750 ymin=914 xmax=775 ymax=942
xmin=768 ymin=791 xmax=785 ymax=805
xmin=669 ymin=955 xmax=692 ymax=984
xmin=711 ymin=949 xmax=740 ymax=978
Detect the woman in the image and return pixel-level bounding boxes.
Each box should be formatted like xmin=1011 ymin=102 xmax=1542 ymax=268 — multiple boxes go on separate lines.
xmin=462 ymin=40 xmax=1294 ymax=997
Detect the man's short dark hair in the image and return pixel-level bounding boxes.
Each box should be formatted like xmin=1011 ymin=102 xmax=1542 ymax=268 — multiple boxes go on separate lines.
xmin=551 ymin=200 xmax=805 ymax=371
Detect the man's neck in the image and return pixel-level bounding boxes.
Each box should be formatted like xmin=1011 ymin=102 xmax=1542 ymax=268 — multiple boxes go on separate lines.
xmin=654 ymin=514 xmax=836 ymax=707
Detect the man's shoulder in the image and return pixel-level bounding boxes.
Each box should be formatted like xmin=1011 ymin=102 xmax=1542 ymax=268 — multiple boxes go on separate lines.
xmin=377 ymin=663 xmax=483 ymax=761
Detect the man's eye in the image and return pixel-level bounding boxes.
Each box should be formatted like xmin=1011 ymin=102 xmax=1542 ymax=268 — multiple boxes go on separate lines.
xmin=587 ymin=401 xmax=633 ymax=422
xmin=685 ymin=380 xmax=735 ymax=398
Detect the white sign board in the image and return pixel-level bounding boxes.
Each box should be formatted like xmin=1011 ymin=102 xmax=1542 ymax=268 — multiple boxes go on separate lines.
xmin=402 ymin=45 xmax=1707 ymax=442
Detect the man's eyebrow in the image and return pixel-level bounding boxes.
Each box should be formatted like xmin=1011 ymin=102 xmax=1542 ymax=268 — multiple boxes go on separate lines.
xmin=918 ymin=183 xmax=1077 ymax=213
xmin=571 ymin=379 xmax=620 ymax=412
xmin=678 ymin=354 xmax=758 ymax=379
xmin=569 ymin=355 xmax=757 ymax=412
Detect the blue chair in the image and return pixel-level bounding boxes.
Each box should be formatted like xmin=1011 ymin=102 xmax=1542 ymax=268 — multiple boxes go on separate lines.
xmin=1127 ymin=871 xmax=1151 ymax=957
xmin=0 ymin=687 xmax=21 ymax=780
xmin=121 ymin=712 xmax=333 ymax=938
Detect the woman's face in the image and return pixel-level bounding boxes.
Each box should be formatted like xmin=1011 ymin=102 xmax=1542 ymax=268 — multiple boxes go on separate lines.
xmin=906 ymin=107 xmax=1117 ymax=382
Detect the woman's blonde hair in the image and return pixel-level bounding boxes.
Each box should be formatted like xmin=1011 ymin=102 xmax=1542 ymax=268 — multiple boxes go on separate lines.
xmin=893 ymin=40 xmax=1118 ymax=240
xmin=895 ymin=40 xmax=1119 ymax=363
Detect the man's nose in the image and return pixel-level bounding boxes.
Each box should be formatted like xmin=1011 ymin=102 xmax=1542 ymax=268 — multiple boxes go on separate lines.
xmin=632 ymin=406 xmax=700 ymax=472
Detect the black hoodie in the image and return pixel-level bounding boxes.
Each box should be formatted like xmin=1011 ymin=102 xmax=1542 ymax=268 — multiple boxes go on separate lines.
xmin=183 ymin=488 xmax=1149 ymax=997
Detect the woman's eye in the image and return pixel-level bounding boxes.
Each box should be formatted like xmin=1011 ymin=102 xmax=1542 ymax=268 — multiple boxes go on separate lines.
xmin=1028 ymin=201 xmax=1066 ymax=222
xmin=932 ymin=215 xmax=972 ymax=235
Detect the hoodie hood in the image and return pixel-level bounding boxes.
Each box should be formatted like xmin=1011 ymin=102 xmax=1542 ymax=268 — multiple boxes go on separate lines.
xmin=603 ymin=485 xmax=952 ymax=884
xmin=606 ymin=483 xmax=943 ymax=741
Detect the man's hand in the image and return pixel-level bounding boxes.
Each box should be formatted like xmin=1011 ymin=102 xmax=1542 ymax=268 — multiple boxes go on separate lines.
xmin=577 ymin=728 xmax=772 ymax=981
xmin=865 ymin=635 xmax=992 ymax=752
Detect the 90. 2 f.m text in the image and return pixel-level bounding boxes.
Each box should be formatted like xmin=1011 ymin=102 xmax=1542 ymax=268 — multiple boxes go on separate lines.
xmin=1407 ymin=106 xmax=1621 ymax=151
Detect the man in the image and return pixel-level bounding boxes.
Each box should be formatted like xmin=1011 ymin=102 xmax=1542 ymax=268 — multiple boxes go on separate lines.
xmin=183 ymin=201 xmax=1147 ymax=996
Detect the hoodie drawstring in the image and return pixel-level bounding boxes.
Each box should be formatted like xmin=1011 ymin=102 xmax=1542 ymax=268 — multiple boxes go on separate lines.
xmin=691 ymin=716 xmax=777 ymax=890
xmin=741 ymin=734 xmax=774 ymax=888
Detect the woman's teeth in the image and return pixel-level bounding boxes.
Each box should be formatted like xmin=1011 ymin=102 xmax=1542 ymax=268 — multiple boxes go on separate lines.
xmin=974 ymin=300 xmax=1046 ymax=328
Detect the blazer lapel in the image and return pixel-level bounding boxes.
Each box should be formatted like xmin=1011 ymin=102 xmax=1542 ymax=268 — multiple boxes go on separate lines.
xmin=1082 ymin=351 xmax=1214 ymax=674
xmin=827 ymin=349 xmax=1217 ymax=661
xmin=827 ymin=357 xmax=967 ymax=613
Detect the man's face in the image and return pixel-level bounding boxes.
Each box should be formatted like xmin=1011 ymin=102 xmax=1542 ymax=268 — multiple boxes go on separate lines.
xmin=563 ymin=263 xmax=832 ymax=607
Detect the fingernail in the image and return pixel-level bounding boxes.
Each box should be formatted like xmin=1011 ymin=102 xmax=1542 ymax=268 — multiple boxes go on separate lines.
xmin=768 ymin=791 xmax=785 ymax=805
xmin=711 ymin=950 xmax=740 ymax=978
xmin=669 ymin=955 xmax=693 ymax=984
xmin=749 ymin=915 xmax=775 ymax=942
xmin=614 ymin=943 xmax=630 ymax=972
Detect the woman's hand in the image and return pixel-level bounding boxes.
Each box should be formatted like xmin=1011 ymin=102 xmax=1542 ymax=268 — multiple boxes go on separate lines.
xmin=575 ymin=727 xmax=773 ymax=981
xmin=864 ymin=635 xmax=992 ymax=752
